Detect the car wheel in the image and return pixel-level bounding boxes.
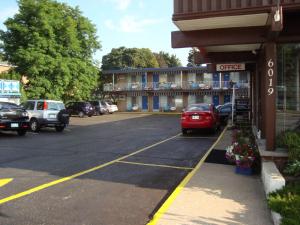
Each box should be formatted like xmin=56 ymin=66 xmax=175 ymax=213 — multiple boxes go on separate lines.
xmin=78 ymin=111 xmax=84 ymax=118
xmin=55 ymin=125 xmax=65 ymax=132
xmin=30 ymin=119 xmax=40 ymax=132
xmin=182 ymin=128 xmax=188 ymax=135
xmin=17 ymin=130 xmax=27 ymax=136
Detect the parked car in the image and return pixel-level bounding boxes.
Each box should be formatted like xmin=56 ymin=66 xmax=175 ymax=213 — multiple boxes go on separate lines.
xmin=181 ymin=103 xmax=220 ymax=134
xmin=22 ymin=100 xmax=69 ymax=132
xmin=66 ymin=101 xmax=95 ymax=118
xmin=217 ymin=103 xmax=234 ymax=122
xmin=0 ymin=102 xmax=30 ymax=136
xmin=104 ymin=101 xmax=118 ymax=113
xmin=89 ymin=100 xmax=109 ymax=115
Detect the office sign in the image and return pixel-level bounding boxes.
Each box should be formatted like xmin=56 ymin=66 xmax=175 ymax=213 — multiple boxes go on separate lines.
xmin=216 ymin=63 xmax=245 ymax=72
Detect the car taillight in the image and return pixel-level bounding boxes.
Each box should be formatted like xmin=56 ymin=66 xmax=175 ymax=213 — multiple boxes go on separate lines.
xmin=204 ymin=113 xmax=212 ymax=120
xmin=0 ymin=124 xmax=6 ymax=128
xmin=43 ymin=101 xmax=48 ymax=110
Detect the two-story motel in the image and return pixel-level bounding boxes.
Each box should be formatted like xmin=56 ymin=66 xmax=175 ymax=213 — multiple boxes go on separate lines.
xmin=102 ymin=66 xmax=250 ymax=112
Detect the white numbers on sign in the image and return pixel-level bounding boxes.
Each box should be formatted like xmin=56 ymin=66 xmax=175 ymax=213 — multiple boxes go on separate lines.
xmin=267 ymin=59 xmax=274 ymax=96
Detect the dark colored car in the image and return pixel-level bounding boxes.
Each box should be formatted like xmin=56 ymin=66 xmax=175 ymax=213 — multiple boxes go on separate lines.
xmin=89 ymin=100 xmax=109 ymax=115
xmin=0 ymin=102 xmax=30 ymax=136
xmin=217 ymin=102 xmax=249 ymax=122
xmin=66 ymin=102 xmax=95 ymax=118
xmin=181 ymin=103 xmax=220 ymax=134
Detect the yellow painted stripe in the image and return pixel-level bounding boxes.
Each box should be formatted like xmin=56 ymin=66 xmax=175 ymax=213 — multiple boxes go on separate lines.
xmin=147 ymin=126 xmax=228 ymax=225
xmin=0 ymin=133 xmax=180 ymax=205
xmin=117 ymin=161 xmax=194 ymax=170
xmin=0 ymin=178 xmax=13 ymax=188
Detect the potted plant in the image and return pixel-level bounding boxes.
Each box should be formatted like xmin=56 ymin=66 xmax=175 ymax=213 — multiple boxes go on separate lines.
xmin=226 ymin=129 xmax=258 ymax=175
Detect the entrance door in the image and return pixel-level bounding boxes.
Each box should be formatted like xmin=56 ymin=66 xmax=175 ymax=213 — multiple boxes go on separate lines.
xmin=153 ymin=96 xmax=159 ymax=111
xmin=153 ymin=74 xmax=159 ymax=89
xmin=142 ymin=73 xmax=147 ymax=89
xmin=213 ymin=73 xmax=219 ymax=88
xmin=224 ymin=73 xmax=230 ymax=88
xmin=224 ymin=95 xmax=231 ymax=103
xmin=142 ymin=96 xmax=148 ymax=111
xmin=213 ymin=95 xmax=219 ymax=106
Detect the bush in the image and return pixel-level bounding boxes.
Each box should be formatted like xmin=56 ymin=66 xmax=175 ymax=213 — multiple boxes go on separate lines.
xmin=268 ymin=183 xmax=300 ymax=225
xmin=284 ymin=160 xmax=300 ymax=177
xmin=277 ymin=131 xmax=300 ymax=161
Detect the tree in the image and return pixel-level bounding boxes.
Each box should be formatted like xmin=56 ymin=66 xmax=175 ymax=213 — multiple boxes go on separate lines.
xmin=153 ymin=51 xmax=181 ymax=68
xmin=101 ymin=47 xmax=159 ymax=70
xmin=0 ymin=0 xmax=101 ymax=101
xmin=187 ymin=49 xmax=198 ymax=67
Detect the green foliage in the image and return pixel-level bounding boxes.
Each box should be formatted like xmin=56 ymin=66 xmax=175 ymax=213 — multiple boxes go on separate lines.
xmin=278 ymin=131 xmax=300 ymax=161
xmin=101 ymin=47 xmax=159 ymax=70
xmin=0 ymin=0 xmax=101 ymax=101
xmin=284 ymin=160 xmax=300 ymax=177
xmin=268 ymin=183 xmax=300 ymax=225
xmin=153 ymin=51 xmax=181 ymax=68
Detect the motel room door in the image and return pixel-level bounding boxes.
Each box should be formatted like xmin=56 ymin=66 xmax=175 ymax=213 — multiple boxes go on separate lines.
xmin=153 ymin=74 xmax=159 ymax=89
xmin=153 ymin=96 xmax=159 ymax=111
xmin=142 ymin=96 xmax=148 ymax=111
xmin=213 ymin=95 xmax=219 ymax=106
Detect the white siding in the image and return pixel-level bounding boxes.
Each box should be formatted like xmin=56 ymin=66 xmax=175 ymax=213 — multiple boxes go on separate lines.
xmin=160 ymin=96 xmax=168 ymax=109
xmin=159 ymin=74 xmax=167 ymax=83
xmin=175 ymin=96 xmax=183 ymax=107
xmin=126 ymin=97 xmax=132 ymax=110
xmin=187 ymin=73 xmax=196 ymax=82
xmin=203 ymin=95 xmax=212 ymax=104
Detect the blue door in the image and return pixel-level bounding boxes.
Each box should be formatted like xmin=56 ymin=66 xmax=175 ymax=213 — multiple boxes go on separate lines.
xmin=224 ymin=95 xmax=231 ymax=103
xmin=142 ymin=73 xmax=147 ymax=89
xmin=213 ymin=95 xmax=219 ymax=106
xmin=153 ymin=96 xmax=159 ymax=111
xmin=213 ymin=73 xmax=219 ymax=88
xmin=153 ymin=74 xmax=159 ymax=89
xmin=142 ymin=96 xmax=148 ymax=111
xmin=224 ymin=73 xmax=230 ymax=88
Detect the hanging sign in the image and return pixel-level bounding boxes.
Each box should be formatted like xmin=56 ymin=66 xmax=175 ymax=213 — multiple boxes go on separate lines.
xmin=216 ymin=63 xmax=245 ymax=72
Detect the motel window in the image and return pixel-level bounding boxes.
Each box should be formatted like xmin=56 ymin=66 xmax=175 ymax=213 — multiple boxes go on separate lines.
xmin=276 ymin=44 xmax=300 ymax=141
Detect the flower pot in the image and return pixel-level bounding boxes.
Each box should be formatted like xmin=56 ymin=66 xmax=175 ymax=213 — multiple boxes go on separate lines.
xmin=235 ymin=166 xmax=252 ymax=175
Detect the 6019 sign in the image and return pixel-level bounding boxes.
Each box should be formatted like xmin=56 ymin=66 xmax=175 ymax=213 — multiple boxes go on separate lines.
xmin=267 ymin=59 xmax=274 ymax=96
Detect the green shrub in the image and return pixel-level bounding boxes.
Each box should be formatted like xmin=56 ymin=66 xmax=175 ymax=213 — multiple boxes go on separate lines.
xmin=268 ymin=183 xmax=300 ymax=225
xmin=278 ymin=131 xmax=300 ymax=161
xmin=284 ymin=160 xmax=300 ymax=177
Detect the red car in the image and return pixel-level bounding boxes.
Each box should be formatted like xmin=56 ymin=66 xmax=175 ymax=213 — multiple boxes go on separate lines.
xmin=181 ymin=103 xmax=220 ymax=134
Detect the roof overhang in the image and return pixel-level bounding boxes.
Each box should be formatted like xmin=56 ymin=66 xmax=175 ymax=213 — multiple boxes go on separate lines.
xmin=174 ymin=13 xmax=269 ymax=31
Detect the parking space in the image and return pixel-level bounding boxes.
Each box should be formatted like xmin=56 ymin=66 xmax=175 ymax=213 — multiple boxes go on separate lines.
xmin=0 ymin=113 xmax=221 ymax=225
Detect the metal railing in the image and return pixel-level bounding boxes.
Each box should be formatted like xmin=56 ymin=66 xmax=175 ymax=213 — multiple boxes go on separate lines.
xmin=103 ymin=81 xmax=249 ymax=92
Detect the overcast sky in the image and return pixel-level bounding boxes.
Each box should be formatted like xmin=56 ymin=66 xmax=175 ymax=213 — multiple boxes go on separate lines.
xmin=0 ymin=0 xmax=190 ymax=66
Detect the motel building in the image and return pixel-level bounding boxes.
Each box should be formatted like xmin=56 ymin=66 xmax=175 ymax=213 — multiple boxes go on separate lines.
xmin=102 ymin=66 xmax=250 ymax=116
xmin=104 ymin=0 xmax=300 ymax=153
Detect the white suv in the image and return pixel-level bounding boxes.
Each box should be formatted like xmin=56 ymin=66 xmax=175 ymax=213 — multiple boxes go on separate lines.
xmin=105 ymin=101 xmax=118 ymax=113
xmin=22 ymin=100 xmax=69 ymax=132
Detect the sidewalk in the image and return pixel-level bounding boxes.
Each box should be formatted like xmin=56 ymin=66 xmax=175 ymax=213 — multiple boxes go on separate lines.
xmin=152 ymin=129 xmax=273 ymax=225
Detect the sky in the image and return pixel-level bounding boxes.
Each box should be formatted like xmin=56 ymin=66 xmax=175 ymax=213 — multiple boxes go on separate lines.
xmin=0 ymin=0 xmax=190 ymax=66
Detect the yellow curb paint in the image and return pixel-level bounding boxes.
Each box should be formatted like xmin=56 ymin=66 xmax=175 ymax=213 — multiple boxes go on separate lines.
xmin=0 ymin=133 xmax=180 ymax=205
xmin=147 ymin=126 xmax=228 ymax=225
xmin=117 ymin=161 xmax=194 ymax=171
xmin=0 ymin=179 xmax=13 ymax=188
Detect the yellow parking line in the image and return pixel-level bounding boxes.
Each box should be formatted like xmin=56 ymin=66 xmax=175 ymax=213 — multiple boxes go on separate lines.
xmin=147 ymin=126 xmax=228 ymax=225
xmin=117 ymin=161 xmax=194 ymax=170
xmin=0 ymin=133 xmax=180 ymax=205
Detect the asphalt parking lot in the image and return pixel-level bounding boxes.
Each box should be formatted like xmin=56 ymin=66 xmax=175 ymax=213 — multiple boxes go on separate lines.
xmin=0 ymin=113 xmax=221 ymax=225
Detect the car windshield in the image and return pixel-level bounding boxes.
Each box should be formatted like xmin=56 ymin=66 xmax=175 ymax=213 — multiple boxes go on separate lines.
xmin=0 ymin=102 xmax=20 ymax=110
xmin=187 ymin=104 xmax=210 ymax=111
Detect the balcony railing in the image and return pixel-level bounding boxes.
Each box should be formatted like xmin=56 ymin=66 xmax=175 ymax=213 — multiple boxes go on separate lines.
xmin=173 ymin=0 xmax=300 ymax=19
xmin=103 ymin=81 xmax=249 ymax=92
